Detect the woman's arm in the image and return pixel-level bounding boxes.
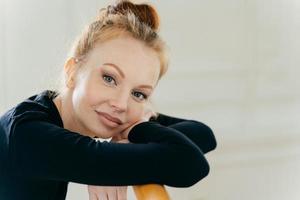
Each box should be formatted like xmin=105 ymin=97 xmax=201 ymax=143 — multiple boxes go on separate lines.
xmin=10 ymin=120 xmax=209 ymax=187
xmin=151 ymin=113 xmax=217 ymax=153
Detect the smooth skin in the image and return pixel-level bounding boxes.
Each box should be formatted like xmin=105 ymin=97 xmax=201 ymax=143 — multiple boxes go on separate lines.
xmin=53 ymin=35 xmax=161 ymax=200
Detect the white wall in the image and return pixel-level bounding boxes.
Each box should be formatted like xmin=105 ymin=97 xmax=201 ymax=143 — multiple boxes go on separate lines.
xmin=0 ymin=0 xmax=6 ymax=113
xmin=1 ymin=0 xmax=300 ymax=199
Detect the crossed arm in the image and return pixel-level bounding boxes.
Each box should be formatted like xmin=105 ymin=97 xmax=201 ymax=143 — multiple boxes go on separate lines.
xmin=87 ymin=113 xmax=217 ymax=199
xmin=10 ymin=112 xmax=216 ymax=199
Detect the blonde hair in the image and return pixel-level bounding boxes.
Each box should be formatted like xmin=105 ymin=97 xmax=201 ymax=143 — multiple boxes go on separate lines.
xmin=67 ymin=0 xmax=168 ymax=80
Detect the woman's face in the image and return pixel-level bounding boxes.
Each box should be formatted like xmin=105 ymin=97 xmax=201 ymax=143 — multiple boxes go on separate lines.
xmin=69 ymin=36 xmax=160 ymax=138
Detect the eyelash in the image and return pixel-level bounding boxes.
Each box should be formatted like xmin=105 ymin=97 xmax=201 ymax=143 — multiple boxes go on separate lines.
xmin=102 ymin=74 xmax=148 ymax=101
xmin=103 ymin=74 xmax=117 ymax=85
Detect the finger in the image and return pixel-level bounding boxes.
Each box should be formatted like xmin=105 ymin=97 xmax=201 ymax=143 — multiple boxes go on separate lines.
xmin=117 ymin=186 xmax=127 ymax=200
xmin=142 ymin=112 xmax=153 ymax=121
xmin=120 ymin=120 xmax=143 ymax=138
xmin=88 ymin=192 xmax=98 ymax=200
xmin=143 ymin=109 xmax=155 ymax=119
xmin=111 ymin=135 xmax=122 ymax=143
xmin=107 ymin=189 xmax=117 ymax=200
xmin=98 ymin=192 xmax=108 ymax=200
xmin=117 ymin=139 xmax=129 ymax=143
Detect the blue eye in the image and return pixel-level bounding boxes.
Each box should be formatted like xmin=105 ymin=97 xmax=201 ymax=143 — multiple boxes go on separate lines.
xmin=103 ymin=75 xmax=116 ymax=85
xmin=132 ymin=91 xmax=148 ymax=101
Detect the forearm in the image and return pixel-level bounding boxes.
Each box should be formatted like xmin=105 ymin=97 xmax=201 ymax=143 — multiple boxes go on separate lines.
xmin=151 ymin=113 xmax=217 ymax=153
xmin=11 ymin=120 xmax=210 ymax=187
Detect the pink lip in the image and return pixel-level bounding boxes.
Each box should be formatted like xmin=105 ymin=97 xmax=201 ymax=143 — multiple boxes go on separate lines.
xmin=96 ymin=111 xmax=123 ymax=125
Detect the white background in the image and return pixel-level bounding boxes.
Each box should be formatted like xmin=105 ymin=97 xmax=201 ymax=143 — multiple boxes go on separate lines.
xmin=1 ymin=0 xmax=300 ymax=199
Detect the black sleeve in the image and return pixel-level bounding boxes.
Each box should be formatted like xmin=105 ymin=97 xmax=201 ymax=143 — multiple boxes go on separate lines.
xmin=9 ymin=120 xmax=210 ymax=187
xmin=151 ymin=113 xmax=217 ymax=153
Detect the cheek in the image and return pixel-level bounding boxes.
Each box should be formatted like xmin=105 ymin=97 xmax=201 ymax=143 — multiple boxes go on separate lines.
xmin=80 ymin=75 xmax=108 ymax=108
xmin=127 ymin=103 xmax=145 ymax=123
xmin=72 ymin=77 xmax=87 ymax=111
xmin=72 ymin=74 xmax=102 ymax=114
xmin=84 ymin=86 xmax=102 ymax=107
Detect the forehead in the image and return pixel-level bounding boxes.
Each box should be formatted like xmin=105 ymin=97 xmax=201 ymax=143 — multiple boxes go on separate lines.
xmin=87 ymin=36 xmax=161 ymax=85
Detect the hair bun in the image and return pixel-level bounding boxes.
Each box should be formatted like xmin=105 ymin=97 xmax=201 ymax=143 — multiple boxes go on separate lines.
xmin=108 ymin=0 xmax=160 ymax=31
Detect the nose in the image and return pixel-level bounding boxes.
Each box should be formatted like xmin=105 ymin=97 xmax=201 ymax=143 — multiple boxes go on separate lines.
xmin=109 ymin=90 xmax=129 ymax=113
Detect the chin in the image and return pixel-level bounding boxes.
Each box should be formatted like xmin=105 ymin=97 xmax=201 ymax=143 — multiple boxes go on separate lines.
xmin=96 ymin=134 xmax=113 ymax=139
xmin=91 ymin=126 xmax=114 ymax=139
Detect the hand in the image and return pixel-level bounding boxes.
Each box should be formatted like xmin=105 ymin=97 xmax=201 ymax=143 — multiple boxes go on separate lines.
xmin=111 ymin=108 xmax=156 ymax=142
xmin=118 ymin=108 xmax=156 ymax=140
xmin=110 ymin=134 xmax=130 ymax=144
xmin=88 ymin=185 xmax=127 ymax=200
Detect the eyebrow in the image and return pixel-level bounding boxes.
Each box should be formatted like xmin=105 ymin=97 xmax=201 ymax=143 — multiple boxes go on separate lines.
xmin=103 ymin=63 xmax=125 ymax=78
xmin=102 ymin=62 xmax=154 ymax=90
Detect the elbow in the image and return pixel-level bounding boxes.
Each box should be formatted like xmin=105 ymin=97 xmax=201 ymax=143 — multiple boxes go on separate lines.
xmin=200 ymin=122 xmax=217 ymax=152
xmin=192 ymin=155 xmax=210 ymax=186
xmin=184 ymin=152 xmax=210 ymax=187
xmin=172 ymin=147 xmax=210 ymax=188
xmin=209 ymin=128 xmax=217 ymax=152
xmin=193 ymin=120 xmax=217 ymax=153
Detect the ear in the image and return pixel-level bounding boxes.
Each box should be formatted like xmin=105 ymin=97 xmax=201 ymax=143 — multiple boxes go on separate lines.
xmin=64 ymin=57 xmax=77 ymax=89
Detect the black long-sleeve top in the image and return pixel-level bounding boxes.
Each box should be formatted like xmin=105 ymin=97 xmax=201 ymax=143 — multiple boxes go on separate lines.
xmin=0 ymin=90 xmax=217 ymax=200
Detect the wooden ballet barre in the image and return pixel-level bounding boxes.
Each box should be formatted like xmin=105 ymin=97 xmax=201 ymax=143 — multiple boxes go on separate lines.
xmin=133 ymin=184 xmax=171 ymax=200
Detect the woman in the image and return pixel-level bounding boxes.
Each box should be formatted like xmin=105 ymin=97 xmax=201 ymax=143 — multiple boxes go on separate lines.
xmin=0 ymin=1 xmax=217 ymax=199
